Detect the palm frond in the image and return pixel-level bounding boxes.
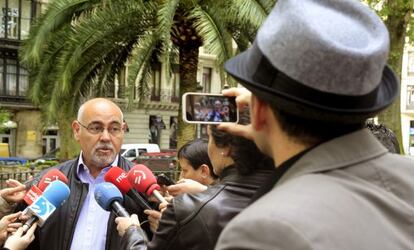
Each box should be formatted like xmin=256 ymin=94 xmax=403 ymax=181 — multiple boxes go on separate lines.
xmin=189 ymin=5 xmax=233 ymax=66
xmin=55 ymin=2 xmax=151 ymax=96
xmin=20 ymin=0 xmax=101 ymax=66
xmin=127 ymin=33 xmax=159 ymax=105
xmin=228 ymin=0 xmax=269 ymax=29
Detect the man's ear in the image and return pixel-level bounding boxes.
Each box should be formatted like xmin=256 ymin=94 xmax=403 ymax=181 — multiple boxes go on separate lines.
xmin=72 ymin=121 xmax=81 ymax=141
xmin=251 ymin=96 xmax=268 ymax=131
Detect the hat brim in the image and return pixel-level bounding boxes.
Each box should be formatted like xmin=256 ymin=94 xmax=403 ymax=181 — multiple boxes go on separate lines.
xmin=225 ymin=49 xmax=399 ymax=122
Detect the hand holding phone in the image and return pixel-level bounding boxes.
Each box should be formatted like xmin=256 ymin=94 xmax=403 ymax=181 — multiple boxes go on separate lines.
xmin=182 ymin=92 xmax=239 ymax=124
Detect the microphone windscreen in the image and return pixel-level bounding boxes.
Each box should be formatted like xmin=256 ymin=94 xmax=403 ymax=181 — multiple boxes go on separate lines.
xmin=127 ymin=164 xmax=159 ymax=196
xmin=43 ymin=180 xmax=70 ymax=207
xmin=104 ymin=167 xmax=132 ymax=194
xmin=94 ymin=182 xmax=123 ymax=211
xmin=38 ymin=169 xmax=69 ymax=191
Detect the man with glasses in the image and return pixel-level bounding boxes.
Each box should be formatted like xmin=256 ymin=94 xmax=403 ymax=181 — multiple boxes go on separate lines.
xmin=25 ymin=98 xmax=151 ymax=250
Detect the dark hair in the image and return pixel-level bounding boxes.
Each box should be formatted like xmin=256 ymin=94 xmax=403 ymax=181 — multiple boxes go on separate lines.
xmin=177 ymin=139 xmax=218 ymax=179
xmin=268 ymin=103 xmax=364 ymax=146
xmin=365 ymin=122 xmax=400 ymax=154
xmin=210 ymin=111 xmax=274 ymax=175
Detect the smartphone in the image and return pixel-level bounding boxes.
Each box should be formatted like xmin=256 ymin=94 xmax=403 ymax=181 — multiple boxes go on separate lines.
xmin=182 ymin=92 xmax=239 ymax=124
xmin=157 ymin=173 xmax=176 ymax=186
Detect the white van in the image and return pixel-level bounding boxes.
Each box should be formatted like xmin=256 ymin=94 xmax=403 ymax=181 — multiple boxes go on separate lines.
xmin=120 ymin=144 xmax=161 ymax=161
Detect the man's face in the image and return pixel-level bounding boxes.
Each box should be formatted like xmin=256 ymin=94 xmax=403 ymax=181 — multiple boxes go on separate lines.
xmin=73 ymin=104 xmax=124 ymax=169
xmin=214 ymin=100 xmax=222 ymax=111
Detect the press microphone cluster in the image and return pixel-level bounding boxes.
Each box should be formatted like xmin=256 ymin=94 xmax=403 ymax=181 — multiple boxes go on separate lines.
xmin=127 ymin=164 xmax=168 ymax=204
xmin=95 ymin=164 xmax=168 ymax=216
xmin=23 ymin=169 xmax=69 ymax=205
xmin=104 ymin=167 xmax=153 ymax=210
xmin=23 ymin=180 xmax=70 ymax=233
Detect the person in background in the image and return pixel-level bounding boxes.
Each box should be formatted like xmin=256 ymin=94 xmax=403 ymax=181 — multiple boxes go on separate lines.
xmin=115 ymin=112 xmax=277 ymax=250
xmin=366 ymin=122 xmax=400 ymax=154
xmin=175 ymin=138 xmax=217 ymax=187
xmin=206 ymin=100 xmax=224 ymax=122
xmin=215 ymin=0 xmax=414 ymax=249
xmin=23 ymin=98 xmax=150 ymax=250
xmin=144 ymin=138 xmax=219 ymax=233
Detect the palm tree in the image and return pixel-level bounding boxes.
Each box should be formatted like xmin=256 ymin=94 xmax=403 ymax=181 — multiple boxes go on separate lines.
xmin=21 ymin=0 xmax=276 ymax=157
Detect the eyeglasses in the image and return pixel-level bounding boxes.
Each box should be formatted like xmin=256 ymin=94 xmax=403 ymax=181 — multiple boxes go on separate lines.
xmin=77 ymin=120 xmax=123 ymax=136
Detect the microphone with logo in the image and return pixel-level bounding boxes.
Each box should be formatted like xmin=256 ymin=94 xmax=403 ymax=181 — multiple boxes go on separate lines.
xmin=22 ymin=180 xmax=70 ymax=233
xmin=104 ymin=167 xmax=153 ymax=210
xmin=94 ymin=182 xmax=130 ymax=217
xmin=23 ymin=169 xmax=68 ymax=206
xmin=127 ymin=164 xmax=168 ymax=204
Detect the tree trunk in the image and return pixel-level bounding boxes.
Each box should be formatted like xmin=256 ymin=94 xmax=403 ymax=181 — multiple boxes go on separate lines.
xmin=177 ymin=45 xmax=199 ymax=149
xmin=118 ymin=66 xmax=126 ymax=99
xmin=56 ymin=112 xmax=80 ymax=161
xmin=378 ymin=0 xmax=413 ymax=154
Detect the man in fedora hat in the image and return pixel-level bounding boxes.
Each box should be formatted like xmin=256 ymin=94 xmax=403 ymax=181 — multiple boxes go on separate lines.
xmin=216 ymin=0 xmax=414 ymax=249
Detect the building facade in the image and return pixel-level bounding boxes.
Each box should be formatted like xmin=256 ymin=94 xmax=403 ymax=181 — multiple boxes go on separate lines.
xmin=0 ymin=0 xmax=222 ymax=158
xmin=400 ymin=46 xmax=414 ymax=155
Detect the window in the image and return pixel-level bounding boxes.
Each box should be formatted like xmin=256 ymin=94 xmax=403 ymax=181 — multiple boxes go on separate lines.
xmin=1 ymin=0 xmax=32 ymax=39
xmin=410 ymin=121 xmax=414 ymax=148
xmin=171 ymin=64 xmax=180 ymax=102
xmin=169 ymin=116 xmax=177 ymax=149
xmin=125 ymin=149 xmax=136 ymax=158
xmin=42 ymin=129 xmax=59 ymax=155
xmin=151 ymin=63 xmax=161 ymax=101
xmin=0 ymin=57 xmax=28 ymax=97
xmin=407 ymin=85 xmax=414 ymax=109
xmin=202 ymin=67 xmax=212 ymax=93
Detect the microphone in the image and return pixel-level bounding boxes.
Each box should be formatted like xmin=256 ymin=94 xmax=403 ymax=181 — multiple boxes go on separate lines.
xmin=23 ymin=169 xmax=69 ymax=205
xmin=37 ymin=169 xmax=68 ymax=191
xmin=127 ymin=164 xmax=167 ymax=204
xmin=94 ymin=182 xmax=130 ymax=217
xmin=104 ymin=167 xmax=153 ymax=210
xmin=23 ymin=180 xmax=70 ymax=232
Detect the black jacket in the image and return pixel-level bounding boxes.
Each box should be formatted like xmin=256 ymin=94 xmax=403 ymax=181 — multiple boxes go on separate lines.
xmin=121 ymin=166 xmax=277 ymax=250
xmin=24 ymin=155 xmax=151 ymax=250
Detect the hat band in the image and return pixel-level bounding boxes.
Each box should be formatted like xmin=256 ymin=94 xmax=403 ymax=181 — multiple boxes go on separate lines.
xmin=251 ymin=49 xmax=380 ymax=111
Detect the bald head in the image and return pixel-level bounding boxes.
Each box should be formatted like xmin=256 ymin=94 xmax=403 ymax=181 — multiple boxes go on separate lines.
xmin=77 ymin=98 xmax=123 ymax=122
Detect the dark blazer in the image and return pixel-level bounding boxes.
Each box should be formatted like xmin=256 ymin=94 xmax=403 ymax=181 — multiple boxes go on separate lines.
xmin=121 ymin=166 xmax=277 ymax=250
xmin=24 ymin=155 xmax=151 ymax=250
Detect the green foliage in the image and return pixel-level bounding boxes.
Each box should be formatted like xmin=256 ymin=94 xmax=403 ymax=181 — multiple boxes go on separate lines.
xmin=0 ymin=109 xmax=11 ymax=133
xmin=21 ymin=0 xmax=277 ymax=122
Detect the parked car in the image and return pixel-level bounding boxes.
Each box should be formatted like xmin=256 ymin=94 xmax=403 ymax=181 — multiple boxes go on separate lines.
xmin=120 ymin=144 xmax=160 ymax=161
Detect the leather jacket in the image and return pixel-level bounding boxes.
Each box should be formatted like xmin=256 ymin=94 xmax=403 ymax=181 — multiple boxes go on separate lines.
xmin=121 ymin=166 xmax=277 ymax=250
xmin=24 ymin=155 xmax=151 ymax=250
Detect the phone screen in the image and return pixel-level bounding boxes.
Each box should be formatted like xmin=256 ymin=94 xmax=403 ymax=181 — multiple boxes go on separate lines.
xmin=183 ymin=93 xmax=238 ymax=124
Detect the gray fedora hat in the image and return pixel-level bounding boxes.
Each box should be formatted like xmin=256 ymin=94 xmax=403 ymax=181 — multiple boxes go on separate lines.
xmin=225 ymin=0 xmax=399 ymax=122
